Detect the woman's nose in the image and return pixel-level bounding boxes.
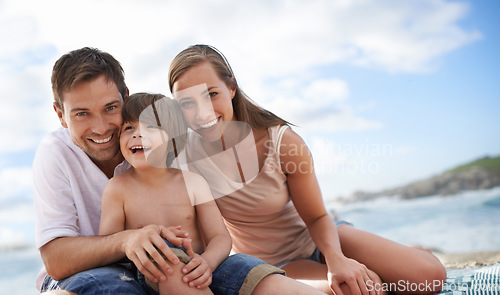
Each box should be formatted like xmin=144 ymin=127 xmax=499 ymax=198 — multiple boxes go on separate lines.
xmin=196 ymin=98 xmax=216 ymax=120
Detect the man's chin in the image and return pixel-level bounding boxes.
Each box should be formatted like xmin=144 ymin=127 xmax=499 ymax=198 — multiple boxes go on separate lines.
xmin=85 ymin=147 xmax=121 ymax=163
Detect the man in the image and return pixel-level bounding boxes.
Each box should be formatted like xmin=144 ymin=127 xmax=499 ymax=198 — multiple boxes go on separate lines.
xmin=34 ymin=47 xmax=188 ymax=294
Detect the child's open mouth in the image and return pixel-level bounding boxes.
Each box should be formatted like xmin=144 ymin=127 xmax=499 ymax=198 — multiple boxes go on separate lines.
xmin=130 ymin=145 xmax=151 ymax=154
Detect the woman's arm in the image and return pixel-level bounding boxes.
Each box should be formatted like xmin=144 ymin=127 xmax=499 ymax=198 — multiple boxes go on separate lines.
xmin=279 ymin=128 xmax=375 ymax=295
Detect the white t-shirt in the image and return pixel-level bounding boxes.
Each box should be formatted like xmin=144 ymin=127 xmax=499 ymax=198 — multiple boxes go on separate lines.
xmin=33 ymin=128 xmax=129 ymax=290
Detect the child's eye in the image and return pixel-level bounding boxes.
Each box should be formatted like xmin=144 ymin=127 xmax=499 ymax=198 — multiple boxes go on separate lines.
xmin=123 ymin=125 xmax=133 ymax=131
xmin=147 ymin=125 xmax=161 ymax=129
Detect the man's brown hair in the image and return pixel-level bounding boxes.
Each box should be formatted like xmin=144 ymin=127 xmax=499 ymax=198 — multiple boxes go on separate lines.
xmin=51 ymin=47 xmax=127 ymax=110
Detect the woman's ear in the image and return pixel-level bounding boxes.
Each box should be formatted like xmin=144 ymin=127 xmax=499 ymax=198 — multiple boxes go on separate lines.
xmin=53 ymin=102 xmax=68 ymax=128
xmin=230 ymin=77 xmax=237 ymax=100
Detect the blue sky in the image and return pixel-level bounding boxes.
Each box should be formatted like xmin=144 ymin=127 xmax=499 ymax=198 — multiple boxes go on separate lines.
xmin=0 ymin=0 xmax=499 ymax=215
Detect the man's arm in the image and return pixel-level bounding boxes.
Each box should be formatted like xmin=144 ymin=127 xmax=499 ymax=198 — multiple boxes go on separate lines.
xmin=41 ymin=225 xmax=188 ymax=282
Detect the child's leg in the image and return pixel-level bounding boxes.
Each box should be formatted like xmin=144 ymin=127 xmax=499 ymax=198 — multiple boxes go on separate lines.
xmin=337 ymin=225 xmax=446 ymax=294
xmin=142 ymin=239 xmax=213 ymax=295
xmin=157 ymin=261 xmax=213 ymax=295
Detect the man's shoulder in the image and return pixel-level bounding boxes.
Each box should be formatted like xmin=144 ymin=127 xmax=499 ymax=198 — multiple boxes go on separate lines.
xmin=38 ymin=128 xmax=75 ymax=152
xmin=34 ymin=128 xmax=86 ymax=169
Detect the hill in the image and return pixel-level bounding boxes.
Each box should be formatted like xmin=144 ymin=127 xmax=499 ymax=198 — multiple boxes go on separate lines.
xmin=347 ymin=155 xmax=500 ymax=202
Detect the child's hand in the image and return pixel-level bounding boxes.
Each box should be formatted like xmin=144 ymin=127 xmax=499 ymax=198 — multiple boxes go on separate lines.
xmin=181 ymin=239 xmax=213 ymax=289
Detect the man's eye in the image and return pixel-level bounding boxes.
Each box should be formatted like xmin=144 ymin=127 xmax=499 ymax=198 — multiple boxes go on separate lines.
xmin=76 ymin=112 xmax=87 ymax=117
xmin=106 ymin=105 xmax=118 ymax=111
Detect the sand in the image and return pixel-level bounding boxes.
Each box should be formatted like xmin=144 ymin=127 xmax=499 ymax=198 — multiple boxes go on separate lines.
xmin=434 ymin=250 xmax=500 ymax=269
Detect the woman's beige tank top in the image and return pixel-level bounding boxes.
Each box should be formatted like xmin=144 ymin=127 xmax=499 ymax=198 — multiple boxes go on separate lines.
xmin=186 ymin=125 xmax=316 ymax=266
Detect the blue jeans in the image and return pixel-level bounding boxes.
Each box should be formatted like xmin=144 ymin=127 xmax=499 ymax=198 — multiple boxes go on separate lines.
xmin=41 ymin=264 xmax=146 ymax=295
xmin=139 ymin=240 xmax=285 ymax=295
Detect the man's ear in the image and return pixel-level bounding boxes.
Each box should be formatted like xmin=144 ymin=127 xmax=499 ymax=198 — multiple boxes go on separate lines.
xmin=53 ymin=102 xmax=68 ymax=128
xmin=124 ymin=87 xmax=130 ymax=101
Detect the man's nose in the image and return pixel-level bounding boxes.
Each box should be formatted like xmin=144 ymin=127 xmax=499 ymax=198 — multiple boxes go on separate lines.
xmin=91 ymin=115 xmax=111 ymax=135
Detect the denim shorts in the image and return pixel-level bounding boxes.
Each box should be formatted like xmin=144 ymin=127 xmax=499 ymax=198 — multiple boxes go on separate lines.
xmin=41 ymin=264 xmax=146 ymax=295
xmin=139 ymin=240 xmax=285 ymax=295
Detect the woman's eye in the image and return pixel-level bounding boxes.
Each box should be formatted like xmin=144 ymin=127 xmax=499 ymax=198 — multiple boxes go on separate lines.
xmin=208 ymin=92 xmax=217 ymax=98
xmin=180 ymin=101 xmax=194 ymax=108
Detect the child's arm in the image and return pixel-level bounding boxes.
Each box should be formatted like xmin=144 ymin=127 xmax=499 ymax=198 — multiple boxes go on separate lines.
xmin=181 ymin=173 xmax=232 ymax=288
xmin=99 ymin=178 xmax=126 ymax=235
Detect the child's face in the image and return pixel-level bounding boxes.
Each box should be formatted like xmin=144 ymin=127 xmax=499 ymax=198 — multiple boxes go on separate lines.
xmin=120 ymin=120 xmax=169 ymax=168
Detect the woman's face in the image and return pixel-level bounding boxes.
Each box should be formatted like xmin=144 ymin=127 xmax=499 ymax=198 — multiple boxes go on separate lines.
xmin=172 ymin=62 xmax=236 ymax=142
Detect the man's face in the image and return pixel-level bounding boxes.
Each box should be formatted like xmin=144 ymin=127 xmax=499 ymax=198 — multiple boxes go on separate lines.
xmin=54 ymin=74 xmax=124 ymax=164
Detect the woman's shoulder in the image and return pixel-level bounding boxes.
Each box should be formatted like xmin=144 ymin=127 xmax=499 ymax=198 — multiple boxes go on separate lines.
xmin=278 ymin=126 xmax=311 ymax=164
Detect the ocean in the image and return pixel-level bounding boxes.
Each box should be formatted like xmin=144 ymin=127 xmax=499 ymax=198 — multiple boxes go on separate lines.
xmin=1 ymin=187 xmax=500 ymax=294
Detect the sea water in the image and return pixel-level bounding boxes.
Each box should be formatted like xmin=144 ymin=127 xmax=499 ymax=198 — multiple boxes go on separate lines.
xmin=328 ymin=186 xmax=500 ymax=253
xmin=1 ymin=187 xmax=500 ymax=294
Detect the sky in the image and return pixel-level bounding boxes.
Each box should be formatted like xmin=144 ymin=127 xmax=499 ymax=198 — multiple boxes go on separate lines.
xmin=0 ymin=0 xmax=499 ymax=207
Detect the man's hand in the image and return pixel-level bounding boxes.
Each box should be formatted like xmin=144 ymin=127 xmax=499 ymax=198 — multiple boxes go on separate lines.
xmin=181 ymin=239 xmax=213 ymax=289
xmin=123 ymin=225 xmax=189 ymax=284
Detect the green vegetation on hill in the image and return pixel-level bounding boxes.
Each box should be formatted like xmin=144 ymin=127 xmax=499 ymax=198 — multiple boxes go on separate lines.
xmin=447 ymin=155 xmax=500 ymax=177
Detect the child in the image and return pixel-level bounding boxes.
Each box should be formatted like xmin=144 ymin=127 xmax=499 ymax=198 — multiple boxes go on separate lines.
xmin=98 ymin=93 xmax=288 ymax=295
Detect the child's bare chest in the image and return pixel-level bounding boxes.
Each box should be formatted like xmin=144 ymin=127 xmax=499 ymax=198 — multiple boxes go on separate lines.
xmin=123 ymin=185 xmax=197 ymax=230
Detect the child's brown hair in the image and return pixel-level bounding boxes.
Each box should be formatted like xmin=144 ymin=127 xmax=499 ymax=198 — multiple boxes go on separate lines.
xmin=122 ymin=93 xmax=187 ymax=167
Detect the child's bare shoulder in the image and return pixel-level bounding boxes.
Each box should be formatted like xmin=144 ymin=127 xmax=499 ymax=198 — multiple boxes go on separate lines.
xmin=104 ymin=170 xmax=134 ymax=193
xmin=181 ymin=170 xmax=208 ymax=185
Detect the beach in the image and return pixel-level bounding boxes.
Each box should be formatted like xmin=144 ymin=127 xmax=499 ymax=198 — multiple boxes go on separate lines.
xmin=436 ymin=250 xmax=500 ymax=269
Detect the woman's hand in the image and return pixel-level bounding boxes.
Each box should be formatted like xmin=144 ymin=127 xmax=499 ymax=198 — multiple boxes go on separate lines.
xmin=123 ymin=225 xmax=189 ymax=284
xmin=327 ymin=255 xmax=384 ymax=295
xmin=181 ymin=239 xmax=213 ymax=289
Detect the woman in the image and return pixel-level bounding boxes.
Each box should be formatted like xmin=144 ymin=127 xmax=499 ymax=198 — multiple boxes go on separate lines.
xmin=168 ymin=44 xmax=446 ymax=295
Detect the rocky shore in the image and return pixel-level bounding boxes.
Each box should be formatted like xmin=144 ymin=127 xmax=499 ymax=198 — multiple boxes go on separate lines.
xmin=346 ymin=156 xmax=500 ymax=202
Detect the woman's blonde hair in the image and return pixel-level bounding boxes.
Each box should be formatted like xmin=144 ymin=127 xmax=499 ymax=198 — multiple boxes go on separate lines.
xmin=168 ymin=44 xmax=291 ymax=129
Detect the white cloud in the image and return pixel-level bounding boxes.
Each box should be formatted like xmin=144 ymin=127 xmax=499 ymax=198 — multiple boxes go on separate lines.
xmin=0 ymin=0 xmax=481 ymax=156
